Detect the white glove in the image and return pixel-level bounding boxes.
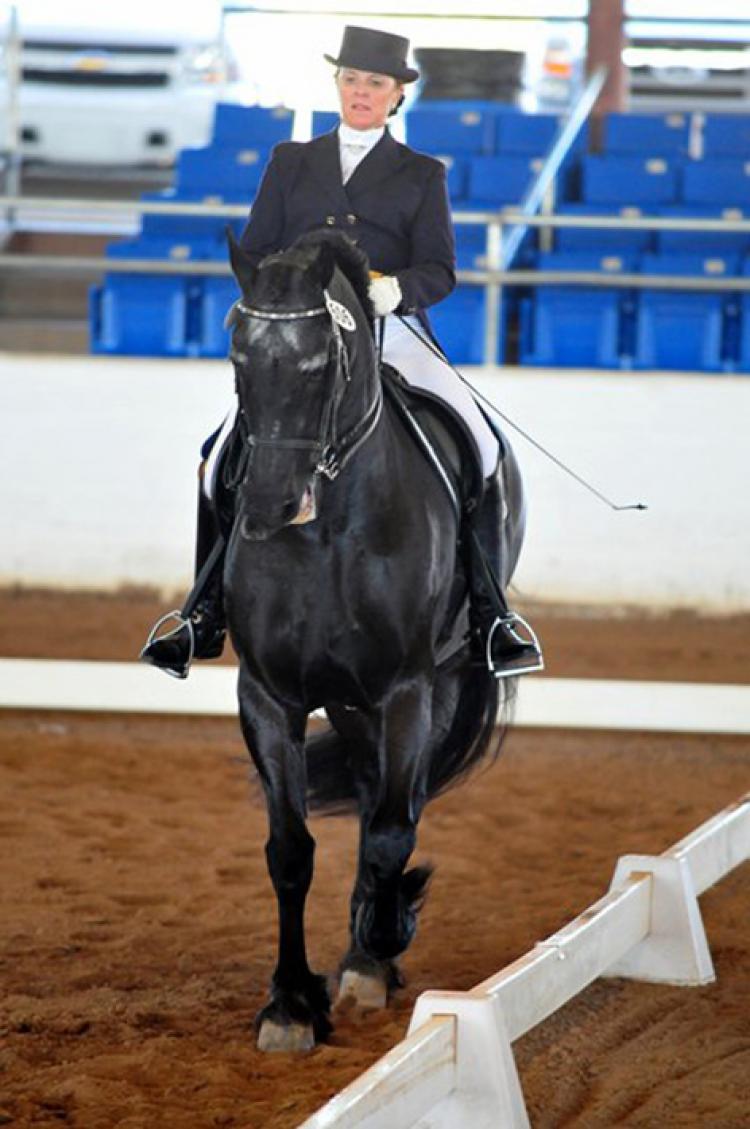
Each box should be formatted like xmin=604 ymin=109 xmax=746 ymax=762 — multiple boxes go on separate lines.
xmin=369 ymin=275 xmax=402 ymax=318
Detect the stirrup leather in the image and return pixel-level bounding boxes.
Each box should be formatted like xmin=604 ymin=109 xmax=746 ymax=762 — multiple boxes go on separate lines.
xmin=139 ymin=609 xmax=195 ymax=680
xmin=485 ymin=612 xmax=545 ymax=679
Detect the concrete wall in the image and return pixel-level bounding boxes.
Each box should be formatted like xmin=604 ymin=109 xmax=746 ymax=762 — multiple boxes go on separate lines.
xmin=2 ymin=354 xmax=749 ymax=612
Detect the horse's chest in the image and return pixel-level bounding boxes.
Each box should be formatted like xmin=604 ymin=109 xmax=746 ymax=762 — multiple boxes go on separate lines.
xmin=230 ymin=544 xmax=408 ymax=689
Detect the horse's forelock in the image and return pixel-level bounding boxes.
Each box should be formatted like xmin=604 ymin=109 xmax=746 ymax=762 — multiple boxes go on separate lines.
xmin=250 ymin=233 xmax=373 ymax=326
xmin=292 ymin=230 xmax=373 ymax=321
xmin=252 ymin=253 xmax=317 ymax=309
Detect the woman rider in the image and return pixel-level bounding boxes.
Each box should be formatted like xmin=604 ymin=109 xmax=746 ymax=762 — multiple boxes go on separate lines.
xmin=141 ymin=25 xmax=543 ymax=679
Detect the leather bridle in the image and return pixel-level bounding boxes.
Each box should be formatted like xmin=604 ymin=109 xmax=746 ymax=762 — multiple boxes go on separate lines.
xmin=228 ymin=291 xmax=383 ymax=485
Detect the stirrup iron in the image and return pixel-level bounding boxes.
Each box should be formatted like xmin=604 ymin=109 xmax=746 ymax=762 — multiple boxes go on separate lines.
xmin=139 ymin=609 xmax=195 ymax=680
xmin=486 ymin=612 xmax=545 ymax=679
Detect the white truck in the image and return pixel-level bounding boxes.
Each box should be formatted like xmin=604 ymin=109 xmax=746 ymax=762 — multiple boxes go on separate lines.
xmin=0 ymin=0 xmax=234 ymax=165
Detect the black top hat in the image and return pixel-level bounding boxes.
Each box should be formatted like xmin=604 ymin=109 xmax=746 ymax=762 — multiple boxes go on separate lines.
xmin=325 ymin=26 xmax=419 ymax=84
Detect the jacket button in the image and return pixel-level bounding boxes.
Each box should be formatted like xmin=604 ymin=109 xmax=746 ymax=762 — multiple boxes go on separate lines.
xmin=346 ymin=213 xmax=357 ymax=225
xmin=325 ymin=215 xmax=335 ymax=225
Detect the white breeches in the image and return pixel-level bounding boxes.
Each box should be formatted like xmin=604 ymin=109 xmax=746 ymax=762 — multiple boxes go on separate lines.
xmin=203 ymin=313 xmax=499 ymax=498
xmin=381 ymin=315 xmax=499 ymax=479
xmin=203 ymin=409 xmax=236 ymax=500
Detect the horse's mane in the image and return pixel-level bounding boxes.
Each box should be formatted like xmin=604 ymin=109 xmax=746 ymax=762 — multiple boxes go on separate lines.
xmin=291 ymin=229 xmax=374 ymax=320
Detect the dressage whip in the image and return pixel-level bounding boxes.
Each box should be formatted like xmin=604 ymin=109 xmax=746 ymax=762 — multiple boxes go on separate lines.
xmin=394 ymin=316 xmax=648 ymax=513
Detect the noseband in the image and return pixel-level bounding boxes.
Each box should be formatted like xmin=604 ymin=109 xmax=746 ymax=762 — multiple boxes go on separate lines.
xmin=229 ymin=291 xmax=383 ymax=484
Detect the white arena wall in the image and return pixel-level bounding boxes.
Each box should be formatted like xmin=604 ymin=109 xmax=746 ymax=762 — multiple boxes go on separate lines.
xmin=2 ymin=353 xmax=749 ymax=613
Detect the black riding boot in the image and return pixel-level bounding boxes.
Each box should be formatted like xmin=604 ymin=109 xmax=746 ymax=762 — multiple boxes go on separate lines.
xmin=140 ymin=488 xmax=227 ymax=680
xmin=470 ymin=477 xmax=544 ymax=678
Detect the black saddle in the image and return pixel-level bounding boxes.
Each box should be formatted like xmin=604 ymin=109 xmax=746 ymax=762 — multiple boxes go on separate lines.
xmin=380 ymin=362 xmax=486 ymax=523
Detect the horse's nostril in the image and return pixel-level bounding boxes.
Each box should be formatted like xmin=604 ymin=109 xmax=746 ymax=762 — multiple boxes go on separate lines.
xmin=240 ymin=514 xmax=270 ymax=542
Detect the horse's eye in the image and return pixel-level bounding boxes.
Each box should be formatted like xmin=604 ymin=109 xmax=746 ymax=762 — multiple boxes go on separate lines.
xmin=299 ymin=351 xmax=330 ymax=380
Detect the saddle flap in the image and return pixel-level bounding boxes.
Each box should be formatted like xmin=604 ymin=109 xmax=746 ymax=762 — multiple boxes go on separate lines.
xmin=380 ymin=363 xmax=485 ymax=519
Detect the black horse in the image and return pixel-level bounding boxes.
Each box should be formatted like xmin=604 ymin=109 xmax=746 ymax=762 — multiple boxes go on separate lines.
xmin=223 ymin=229 xmax=525 ymax=1051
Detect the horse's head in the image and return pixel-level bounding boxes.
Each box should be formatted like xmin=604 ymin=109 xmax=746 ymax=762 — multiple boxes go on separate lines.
xmin=226 ymin=230 xmax=379 ymax=541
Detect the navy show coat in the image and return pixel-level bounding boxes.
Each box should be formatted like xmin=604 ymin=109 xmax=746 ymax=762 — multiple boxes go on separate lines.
xmin=239 ymin=127 xmax=456 ymax=320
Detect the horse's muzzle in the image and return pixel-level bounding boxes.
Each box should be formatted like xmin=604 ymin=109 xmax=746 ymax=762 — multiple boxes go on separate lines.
xmin=239 ymin=483 xmax=318 ymax=542
xmin=239 ymin=515 xmax=273 ymax=542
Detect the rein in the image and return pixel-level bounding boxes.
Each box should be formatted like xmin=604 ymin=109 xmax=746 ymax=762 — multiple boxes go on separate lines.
xmin=229 ymin=291 xmax=383 ymax=485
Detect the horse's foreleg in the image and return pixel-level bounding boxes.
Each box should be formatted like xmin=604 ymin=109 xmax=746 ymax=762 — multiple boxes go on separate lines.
xmin=339 ymin=680 xmax=433 ymax=1003
xmin=257 ymin=795 xmax=331 ymax=1051
xmin=237 ymin=673 xmax=331 ymax=1051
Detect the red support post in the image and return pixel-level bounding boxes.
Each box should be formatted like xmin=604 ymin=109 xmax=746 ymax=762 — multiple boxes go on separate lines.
xmin=586 ymin=0 xmax=627 ymax=134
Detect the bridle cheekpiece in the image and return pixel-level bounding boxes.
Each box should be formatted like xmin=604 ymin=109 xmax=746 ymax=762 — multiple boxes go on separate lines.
xmin=227 ymin=288 xmax=382 ymax=487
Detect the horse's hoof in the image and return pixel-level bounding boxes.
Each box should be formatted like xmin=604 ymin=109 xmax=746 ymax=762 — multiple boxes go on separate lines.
xmin=337 ymin=968 xmax=388 ymax=1010
xmin=257 ymin=1019 xmax=315 ymax=1053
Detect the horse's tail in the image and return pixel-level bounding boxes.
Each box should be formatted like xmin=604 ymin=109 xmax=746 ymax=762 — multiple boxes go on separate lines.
xmin=425 ymin=659 xmax=516 ymax=801
xmin=305 ymin=728 xmax=358 ymax=815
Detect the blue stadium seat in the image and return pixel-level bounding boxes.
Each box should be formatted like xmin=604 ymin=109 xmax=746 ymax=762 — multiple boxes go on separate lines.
xmin=460 ymin=157 xmax=543 ymax=266
xmin=429 ymin=286 xmax=490 ymax=365
xmin=177 ymin=145 xmax=269 ymax=197
xmin=453 ymin=221 xmax=537 ymax=273
xmin=90 ymin=275 xmax=190 ymax=356
xmin=735 ymin=257 xmax=750 ymax=372
xmin=405 ymin=106 xmax=495 ymax=155
xmin=197 ymin=276 xmax=242 ymax=358
xmin=494 ymin=112 xmax=588 ymax=155
xmin=581 ymin=155 xmax=679 ymax=206
xmin=432 ymin=153 xmax=469 ymax=202
xmin=466 ymin=155 xmax=544 ymax=206
xmin=140 ymin=188 xmax=245 ymax=242
xmin=518 ymin=251 xmax=636 ymax=368
xmin=654 ymin=205 xmax=750 ymax=256
xmin=212 ymin=103 xmax=294 ymax=148
xmin=311 ymin=110 xmax=339 ymax=136
xmin=553 ymin=203 xmax=654 ymax=253
xmin=604 ymin=112 xmax=690 ymax=155
xmin=90 ymin=237 xmax=230 ymax=356
xmin=702 ymin=114 xmax=750 ymax=158
xmin=414 ymin=99 xmax=503 ymax=113
xmin=633 ymin=253 xmax=739 ymax=371
xmin=104 ymin=236 xmax=222 ymax=262
xmin=453 ymin=221 xmax=491 ymax=270
xmin=681 ymin=160 xmax=750 ymax=207
xmin=107 ymin=238 xmax=241 ymax=359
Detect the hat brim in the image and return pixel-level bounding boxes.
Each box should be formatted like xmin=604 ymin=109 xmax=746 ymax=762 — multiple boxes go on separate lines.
xmin=324 ymin=53 xmax=419 ymax=84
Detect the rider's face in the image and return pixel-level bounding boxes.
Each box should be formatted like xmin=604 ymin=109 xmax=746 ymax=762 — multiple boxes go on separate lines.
xmin=336 ymin=68 xmax=402 ymax=131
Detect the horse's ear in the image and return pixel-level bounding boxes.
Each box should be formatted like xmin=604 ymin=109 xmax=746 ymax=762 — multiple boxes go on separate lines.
xmin=226 ymin=227 xmax=257 ymax=295
xmin=308 ymin=241 xmax=336 ymax=290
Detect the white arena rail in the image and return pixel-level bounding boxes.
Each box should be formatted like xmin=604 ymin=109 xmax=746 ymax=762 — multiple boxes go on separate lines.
xmin=300 ymin=793 xmax=750 ymax=1129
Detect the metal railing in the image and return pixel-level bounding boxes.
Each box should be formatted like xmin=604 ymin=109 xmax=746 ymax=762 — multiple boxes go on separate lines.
xmin=3 ymin=207 xmax=750 ymax=288
xmin=2 ymin=196 xmax=750 ymax=361
xmin=1 ymin=4 xmax=22 ymax=222
xmin=453 ymin=209 xmax=750 ymax=297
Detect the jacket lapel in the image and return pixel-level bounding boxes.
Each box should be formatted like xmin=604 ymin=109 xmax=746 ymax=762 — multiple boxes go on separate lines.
xmin=345 ymin=130 xmax=403 ymax=199
xmin=302 ymin=130 xmax=351 ymax=213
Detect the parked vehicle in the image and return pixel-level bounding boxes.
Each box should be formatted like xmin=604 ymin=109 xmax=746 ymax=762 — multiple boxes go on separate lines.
xmin=625 ymin=19 xmax=750 ymax=112
xmin=0 ymin=0 xmax=236 ymax=166
xmin=530 ymin=13 xmax=750 ymax=114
